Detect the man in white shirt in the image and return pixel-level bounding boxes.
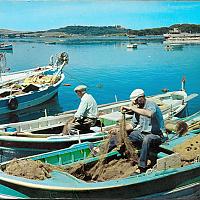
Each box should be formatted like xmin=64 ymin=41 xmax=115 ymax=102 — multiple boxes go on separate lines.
xmin=62 ymin=85 xmax=98 ymax=134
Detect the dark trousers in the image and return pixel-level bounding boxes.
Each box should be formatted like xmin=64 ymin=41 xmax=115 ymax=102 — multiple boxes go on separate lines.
xmin=70 ymin=117 xmax=97 ymax=132
xmin=129 ymin=130 xmax=162 ymax=168
xmin=62 ymin=117 xmax=97 ymax=135
xmin=108 ymin=130 xmax=162 ymax=169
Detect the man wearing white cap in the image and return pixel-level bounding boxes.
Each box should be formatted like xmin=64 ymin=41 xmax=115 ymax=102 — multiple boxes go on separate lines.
xmin=62 ymin=85 xmax=98 ymax=134
xmin=109 ymin=88 xmax=165 ymax=173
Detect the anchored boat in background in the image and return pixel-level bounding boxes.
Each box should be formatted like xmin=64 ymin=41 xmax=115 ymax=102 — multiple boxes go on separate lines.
xmin=0 ymin=43 xmax=13 ymax=51
xmin=163 ymin=28 xmax=200 ymax=44
xmin=0 ymin=52 xmax=69 ymax=116
xmin=127 ymin=43 xmax=137 ymax=48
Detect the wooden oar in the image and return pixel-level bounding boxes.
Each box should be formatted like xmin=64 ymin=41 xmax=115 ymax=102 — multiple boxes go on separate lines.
xmin=0 ymin=131 xmax=58 ymax=138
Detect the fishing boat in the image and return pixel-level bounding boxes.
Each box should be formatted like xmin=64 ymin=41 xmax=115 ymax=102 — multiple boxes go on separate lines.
xmin=0 ymin=111 xmax=199 ymax=199
xmin=0 ymin=88 xmax=197 ymax=160
xmin=0 ymin=52 xmax=68 ymax=87
xmin=0 ymin=43 xmax=13 ymax=50
xmin=0 ymin=88 xmax=196 ymax=134
xmin=0 ymin=52 xmax=69 ymax=116
xmin=45 ymin=41 xmax=57 ymax=45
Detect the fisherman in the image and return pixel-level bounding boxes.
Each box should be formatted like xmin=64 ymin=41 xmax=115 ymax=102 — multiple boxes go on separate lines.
xmin=109 ymin=89 xmax=165 ymax=173
xmin=62 ymin=85 xmax=98 ymax=135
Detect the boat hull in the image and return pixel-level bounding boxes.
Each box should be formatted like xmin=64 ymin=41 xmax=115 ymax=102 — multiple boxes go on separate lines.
xmin=0 ymin=45 xmax=13 ymax=50
xmin=0 ymin=137 xmax=103 ymax=161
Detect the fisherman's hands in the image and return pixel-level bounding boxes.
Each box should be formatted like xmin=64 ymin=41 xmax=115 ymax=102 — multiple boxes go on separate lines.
xmin=120 ymin=106 xmax=132 ymax=113
xmin=129 ymin=104 xmax=138 ymax=112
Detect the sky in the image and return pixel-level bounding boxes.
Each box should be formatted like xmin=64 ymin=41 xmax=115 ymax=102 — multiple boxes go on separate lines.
xmin=0 ymin=0 xmax=200 ymax=31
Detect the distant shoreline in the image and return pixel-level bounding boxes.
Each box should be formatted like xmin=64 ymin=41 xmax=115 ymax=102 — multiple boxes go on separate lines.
xmin=0 ymin=24 xmax=200 ymax=39
xmin=0 ymin=35 xmax=164 ymax=45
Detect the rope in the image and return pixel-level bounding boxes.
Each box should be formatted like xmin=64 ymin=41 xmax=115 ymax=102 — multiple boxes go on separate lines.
xmin=64 ymin=71 xmax=104 ymax=90
xmin=64 ymin=71 xmax=88 ymax=86
xmin=145 ymin=164 xmax=157 ymax=175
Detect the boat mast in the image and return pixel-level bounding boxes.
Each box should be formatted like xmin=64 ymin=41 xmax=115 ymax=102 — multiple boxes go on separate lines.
xmin=0 ymin=53 xmax=6 ymax=82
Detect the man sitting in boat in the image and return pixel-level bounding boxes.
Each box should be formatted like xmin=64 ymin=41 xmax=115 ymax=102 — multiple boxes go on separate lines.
xmin=109 ymin=89 xmax=165 ymax=173
xmin=62 ymin=85 xmax=98 ymax=135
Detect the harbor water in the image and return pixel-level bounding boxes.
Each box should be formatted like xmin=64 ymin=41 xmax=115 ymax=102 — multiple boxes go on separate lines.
xmin=0 ymin=37 xmax=200 ymax=199
xmin=0 ymin=37 xmax=200 ymax=124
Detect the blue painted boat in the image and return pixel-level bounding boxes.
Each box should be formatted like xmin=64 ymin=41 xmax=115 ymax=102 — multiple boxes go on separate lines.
xmin=0 ymin=43 xmax=13 ymax=50
xmin=0 ymin=111 xmax=199 ymax=199
xmin=0 ymin=52 xmax=68 ymax=115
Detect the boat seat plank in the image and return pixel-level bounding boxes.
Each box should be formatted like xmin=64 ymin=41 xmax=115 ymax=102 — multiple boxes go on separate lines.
xmin=99 ymin=111 xmax=132 ymax=126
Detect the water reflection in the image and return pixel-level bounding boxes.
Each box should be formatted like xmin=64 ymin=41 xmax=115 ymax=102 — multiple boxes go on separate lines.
xmin=0 ymin=147 xmax=47 ymax=163
xmin=0 ymin=94 xmax=63 ymax=125
xmin=164 ymin=44 xmax=183 ymax=51
xmin=0 ymin=49 xmax=13 ymax=54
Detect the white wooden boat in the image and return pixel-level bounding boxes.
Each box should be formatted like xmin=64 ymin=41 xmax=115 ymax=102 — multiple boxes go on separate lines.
xmin=0 ymin=52 xmax=68 ymax=87
xmin=0 ymin=66 xmax=60 ymax=87
xmin=0 ymin=90 xmax=196 ymax=134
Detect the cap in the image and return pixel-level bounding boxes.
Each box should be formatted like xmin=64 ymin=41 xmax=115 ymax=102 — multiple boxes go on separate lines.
xmin=130 ymin=89 xmax=144 ymax=100
xmin=74 ymin=85 xmax=87 ymax=92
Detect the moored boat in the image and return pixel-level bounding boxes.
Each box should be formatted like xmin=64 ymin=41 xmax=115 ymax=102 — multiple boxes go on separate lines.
xmin=0 ymin=89 xmax=197 ymax=160
xmin=45 ymin=41 xmax=57 ymax=45
xmin=0 ymin=52 xmax=69 ymax=115
xmin=164 ymin=43 xmax=183 ymax=51
xmin=0 ymin=89 xmax=194 ymax=134
xmin=127 ymin=43 xmax=137 ymax=48
xmin=0 ymin=111 xmax=199 ymax=199
xmin=0 ymin=43 xmax=13 ymax=50
xmin=163 ymin=28 xmax=200 ymax=44
xmin=0 ymin=52 xmax=68 ymax=87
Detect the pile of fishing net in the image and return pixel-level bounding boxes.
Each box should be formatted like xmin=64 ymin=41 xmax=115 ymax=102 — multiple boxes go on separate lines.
xmin=2 ymin=159 xmax=65 ymax=180
xmin=65 ymin=115 xmax=139 ymax=182
xmin=173 ymin=134 xmax=200 ymax=162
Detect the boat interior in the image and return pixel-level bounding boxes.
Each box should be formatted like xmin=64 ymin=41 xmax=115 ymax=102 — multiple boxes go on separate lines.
xmin=0 ymin=72 xmax=62 ymax=98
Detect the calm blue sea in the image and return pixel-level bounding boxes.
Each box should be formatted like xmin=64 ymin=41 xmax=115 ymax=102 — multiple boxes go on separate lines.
xmin=0 ymin=37 xmax=200 ymax=124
